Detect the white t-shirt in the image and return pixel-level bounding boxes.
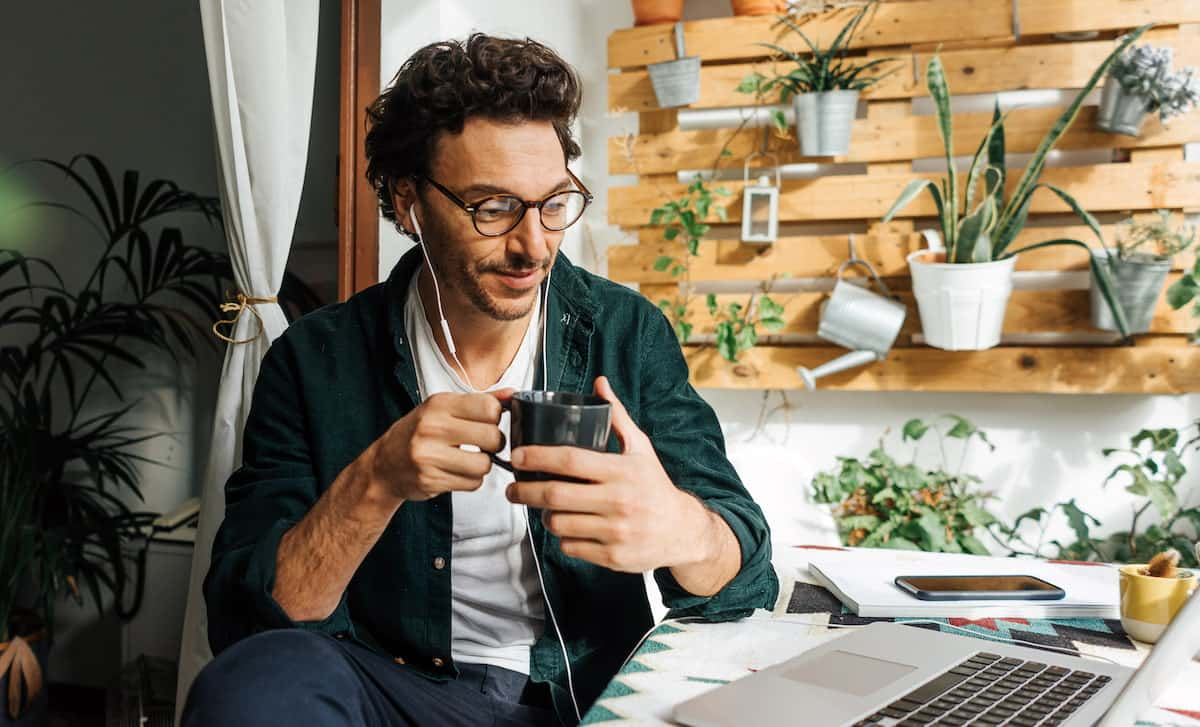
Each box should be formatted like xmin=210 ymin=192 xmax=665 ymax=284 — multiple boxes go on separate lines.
xmin=404 ymin=269 xmax=546 ymax=675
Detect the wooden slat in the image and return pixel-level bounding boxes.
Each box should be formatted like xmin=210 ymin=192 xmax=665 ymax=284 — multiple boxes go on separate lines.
xmin=680 ymin=342 xmax=1200 ymax=393
xmin=609 ymin=106 xmax=1200 ymax=174
xmin=865 ymin=99 xmax=913 ymax=176
xmin=608 ymin=161 xmax=1200 ymax=226
xmin=666 ymin=278 xmax=1192 ymax=337
xmin=1019 ymin=0 xmax=1200 ymax=37
xmin=610 ymin=225 xmax=1193 ymax=282
xmin=607 ymin=0 xmax=1200 ymax=68
xmin=608 ymin=28 xmax=1187 ymax=111
xmin=1130 ymin=147 xmax=1187 ymax=163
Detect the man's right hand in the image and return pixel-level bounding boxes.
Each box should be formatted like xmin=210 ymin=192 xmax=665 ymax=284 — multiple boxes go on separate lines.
xmin=367 ymin=390 xmax=514 ymax=502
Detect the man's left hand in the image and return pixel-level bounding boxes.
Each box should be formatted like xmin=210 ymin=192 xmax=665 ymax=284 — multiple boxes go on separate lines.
xmin=505 ymin=376 xmax=721 ymax=574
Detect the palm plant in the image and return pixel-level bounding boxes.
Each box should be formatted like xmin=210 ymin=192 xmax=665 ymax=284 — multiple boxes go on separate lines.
xmin=0 ymin=155 xmax=319 ymax=714
xmin=882 ymin=25 xmax=1152 ymax=339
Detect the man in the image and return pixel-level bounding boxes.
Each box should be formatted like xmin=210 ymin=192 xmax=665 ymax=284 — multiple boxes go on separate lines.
xmin=184 ymin=33 xmax=777 ymax=727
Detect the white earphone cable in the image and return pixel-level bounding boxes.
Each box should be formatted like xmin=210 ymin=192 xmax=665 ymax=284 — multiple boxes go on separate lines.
xmin=409 ymin=205 xmax=480 ymax=392
xmin=540 ymin=261 xmax=552 ymax=393
xmin=525 ymin=514 xmax=582 ymax=723
xmin=408 ymin=201 xmax=578 ymax=719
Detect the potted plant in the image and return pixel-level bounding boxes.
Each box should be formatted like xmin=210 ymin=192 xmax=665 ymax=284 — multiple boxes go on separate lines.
xmin=0 ymin=156 xmax=320 ymax=724
xmin=1091 ymin=211 xmax=1195 ymax=333
xmin=1167 ymin=250 xmax=1200 ymax=342
xmin=743 ymin=1 xmax=894 ymax=156
xmin=632 ymin=0 xmax=684 ymax=26
xmin=651 ymin=175 xmax=729 ymax=342
xmin=731 ymin=0 xmax=787 ymax=16
xmin=881 ymin=27 xmax=1149 ymax=350
xmin=1096 ymin=43 xmax=1200 ymax=137
xmin=811 ymin=415 xmax=1001 ymax=554
xmin=995 ymin=422 xmax=1200 ymax=568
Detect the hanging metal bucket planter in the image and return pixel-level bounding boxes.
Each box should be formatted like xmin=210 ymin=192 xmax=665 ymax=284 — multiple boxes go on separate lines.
xmin=1089 ymin=250 xmax=1171 ymax=333
xmin=792 ymin=89 xmax=859 ymax=156
xmin=647 ymin=22 xmax=700 ymax=108
xmin=1095 ymin=76 xmax=1154 ymax=137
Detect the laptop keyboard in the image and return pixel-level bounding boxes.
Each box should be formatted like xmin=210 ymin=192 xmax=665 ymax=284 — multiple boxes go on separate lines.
xmin=851 ymin=652 xmax=1112 ymax=726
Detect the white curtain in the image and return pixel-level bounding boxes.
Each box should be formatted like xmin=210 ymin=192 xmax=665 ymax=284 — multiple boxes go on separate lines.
xmin=176 ymin=0 xmax=319 ymax=718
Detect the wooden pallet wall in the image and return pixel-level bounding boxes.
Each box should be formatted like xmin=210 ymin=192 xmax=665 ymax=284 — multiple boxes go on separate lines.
xmin=606 ymin=0 xmax=1200 ymax=394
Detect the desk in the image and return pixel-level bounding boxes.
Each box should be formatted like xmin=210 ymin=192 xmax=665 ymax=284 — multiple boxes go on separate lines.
xmin=582 ymin=546 xmax=1200 ymax=726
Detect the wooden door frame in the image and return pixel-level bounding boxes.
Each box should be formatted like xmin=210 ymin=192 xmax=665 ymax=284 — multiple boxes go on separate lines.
xmin=337 ymin=0 xmax=381 ymax=300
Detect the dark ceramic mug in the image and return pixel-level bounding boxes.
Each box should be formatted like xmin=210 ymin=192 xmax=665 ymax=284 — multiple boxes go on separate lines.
xmin=491 ymin=391 xmax=612 ymax=481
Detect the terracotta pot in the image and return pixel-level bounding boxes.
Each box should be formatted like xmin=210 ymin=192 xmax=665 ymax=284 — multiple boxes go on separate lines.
xmin=632 ymin=0 xmax=684 ymax=26
xmin=730 ymin=0 xmax=787 ymax=15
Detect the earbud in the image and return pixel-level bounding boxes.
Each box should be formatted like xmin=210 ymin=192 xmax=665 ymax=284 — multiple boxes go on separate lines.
xmin=407 ymin=204 xmax=423 ymax=244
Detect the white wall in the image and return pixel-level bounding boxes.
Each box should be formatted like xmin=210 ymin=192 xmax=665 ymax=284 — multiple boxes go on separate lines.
xmin=377 ymin=0 xmax=1200 ymax=553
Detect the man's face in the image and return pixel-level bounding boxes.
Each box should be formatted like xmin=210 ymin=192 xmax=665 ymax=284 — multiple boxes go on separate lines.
xmin=406 ymin=118 xmax=573 ymax=322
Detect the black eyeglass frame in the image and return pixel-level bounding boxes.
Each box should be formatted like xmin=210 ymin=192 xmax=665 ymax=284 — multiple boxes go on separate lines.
xmin=416 ymin=169 xmax=594 ymax=237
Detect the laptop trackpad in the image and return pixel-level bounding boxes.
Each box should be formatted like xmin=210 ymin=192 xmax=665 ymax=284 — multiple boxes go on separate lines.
xmin=783 ymin=650 xmax=917 ymax=697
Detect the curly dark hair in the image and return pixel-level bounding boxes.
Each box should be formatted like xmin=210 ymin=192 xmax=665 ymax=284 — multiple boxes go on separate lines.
xmin=364 ymin=33 xmax=583 ymax=225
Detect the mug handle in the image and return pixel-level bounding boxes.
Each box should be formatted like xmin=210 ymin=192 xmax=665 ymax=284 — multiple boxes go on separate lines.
xmin=491 ymin=453 xmax=514 ymax=473
xmin=490 ymin=396 xmax=515 ymax=472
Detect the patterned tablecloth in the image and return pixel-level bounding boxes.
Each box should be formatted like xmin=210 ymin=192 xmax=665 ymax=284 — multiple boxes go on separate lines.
xmin=582 ymin=546 xmax=1200 ymax=726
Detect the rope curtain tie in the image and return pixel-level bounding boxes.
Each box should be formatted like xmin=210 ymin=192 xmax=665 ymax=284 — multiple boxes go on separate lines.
xmin=211 ymin=292 xmax=279 ymax=344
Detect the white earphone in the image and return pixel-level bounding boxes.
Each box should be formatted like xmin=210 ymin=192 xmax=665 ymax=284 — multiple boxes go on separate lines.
xmin=407 ymin=204 xmax=552 ymax=392
xmin=407 ymin=202 xmax=579 ymax=720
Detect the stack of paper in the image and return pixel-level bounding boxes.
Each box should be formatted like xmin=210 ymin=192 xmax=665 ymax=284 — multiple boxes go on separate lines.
xmin=805 ymin=548 xmax=1120 ymax=619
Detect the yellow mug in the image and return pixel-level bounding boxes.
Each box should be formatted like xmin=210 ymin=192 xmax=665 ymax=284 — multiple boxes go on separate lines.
xmin=1118 ymin=564 xmax=1197 ymax=643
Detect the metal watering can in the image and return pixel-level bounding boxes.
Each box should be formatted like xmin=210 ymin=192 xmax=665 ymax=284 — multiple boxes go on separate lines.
xmin=797 ymin=256 xmax=907 ymax=390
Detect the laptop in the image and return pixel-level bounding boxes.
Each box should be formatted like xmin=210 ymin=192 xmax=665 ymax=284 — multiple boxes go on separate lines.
xmin=673 ymin=580 xmax=1200 ymax=727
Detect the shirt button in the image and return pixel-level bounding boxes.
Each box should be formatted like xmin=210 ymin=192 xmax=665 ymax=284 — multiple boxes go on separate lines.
xmin=431 ymin=657 xmax=445 ymax=668
xmin=393 ymin=656 xmax=405 ymax=665
xmin=432 ymin=556 xmax=446 ymax=570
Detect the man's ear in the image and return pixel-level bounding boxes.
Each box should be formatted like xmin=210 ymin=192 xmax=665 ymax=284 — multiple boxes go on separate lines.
xmin=391 ymin=179 xmax=418 ymax=235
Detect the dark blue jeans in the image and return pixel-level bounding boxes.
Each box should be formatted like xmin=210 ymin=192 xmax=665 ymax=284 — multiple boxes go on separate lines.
xmin=182 ymin=630 xmax=560 ymax=726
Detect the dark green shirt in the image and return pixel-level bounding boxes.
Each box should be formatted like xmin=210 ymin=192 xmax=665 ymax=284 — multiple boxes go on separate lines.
xmin=204 ymin=247 xmax=779 ymax=725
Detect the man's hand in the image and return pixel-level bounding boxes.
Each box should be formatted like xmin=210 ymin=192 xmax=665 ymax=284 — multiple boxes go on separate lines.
xmin=505 ymin=377 xmax=740 ymax=594
xmin=367 ymin=389 xmax=514 ymax=503
xmin=272 ymin=388 xmax=514 ymax=622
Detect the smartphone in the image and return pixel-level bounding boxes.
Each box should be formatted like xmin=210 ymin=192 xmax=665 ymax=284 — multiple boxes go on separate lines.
xmin=894 ymin=574 xmax=1066 ymax=601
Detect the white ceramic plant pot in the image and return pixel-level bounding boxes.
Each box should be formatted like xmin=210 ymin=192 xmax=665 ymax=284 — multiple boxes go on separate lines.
xmin=793 ymin=89 xmax=859 ymax=156
xmin=908 ymin=250 xmax=1018 ymax=350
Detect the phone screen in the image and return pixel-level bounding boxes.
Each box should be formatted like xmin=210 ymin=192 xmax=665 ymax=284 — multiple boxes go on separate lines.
xmin=899 ymin=575 xmax=1060 ymax=593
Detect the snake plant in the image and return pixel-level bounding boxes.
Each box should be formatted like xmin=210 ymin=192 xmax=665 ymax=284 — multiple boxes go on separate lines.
xmin=882 ymin=25 xmax=1152 ymax=340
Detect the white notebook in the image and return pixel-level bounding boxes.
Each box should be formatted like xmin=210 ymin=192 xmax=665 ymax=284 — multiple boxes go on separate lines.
xmin=805 ymin=547 xmax=1120 ymax=619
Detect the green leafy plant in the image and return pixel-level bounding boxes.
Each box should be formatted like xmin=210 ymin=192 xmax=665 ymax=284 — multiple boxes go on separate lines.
xmin=706 ymin=281 xmax=786 ymax=363
xmin=0 ymin=155 xmax=321 ymax=655
xmin=1167 ymin=254 xmax=1200 ymax=341
xmin=811 ymin=415 xmax=1000 ymax=554
xmin=738 ymin=1 xmax=894 ymax=109
xmin=996 ymin=422 xmax=1200 ymax=568
xmin=1114 ymin=210 xmax=1195 ymax=261
xmin=651 ymin=175 xmax=729 ymax=343
xmin=881 ymin=25 xmax=1152 ymax=338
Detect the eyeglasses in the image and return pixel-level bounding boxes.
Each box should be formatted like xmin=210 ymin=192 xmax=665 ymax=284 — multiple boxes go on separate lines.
xmin=418 ymin=169 xmax=593 ymax=237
